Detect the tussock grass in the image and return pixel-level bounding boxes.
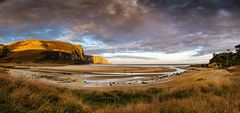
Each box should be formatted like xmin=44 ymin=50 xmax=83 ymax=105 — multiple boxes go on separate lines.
xmin=0 ymin=69 xmax=7 ymax=73
xmin=0 ymin=75 xmax=88 ymax=113
xmin=0 ymin=67 xmax=239 ymax=113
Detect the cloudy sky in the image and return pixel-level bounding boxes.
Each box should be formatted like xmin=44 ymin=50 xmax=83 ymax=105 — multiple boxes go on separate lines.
xmin=0 ymin=0 xmax=240 ymax=64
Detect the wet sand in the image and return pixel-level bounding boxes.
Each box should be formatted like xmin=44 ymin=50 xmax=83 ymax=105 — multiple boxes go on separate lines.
xmin=1 ymin=65 xmax=232 ymax=92
xmin=3 ymin=65 xmax=187 ymax=89
xmin=33 ymin=65 xmax=176 ymax=73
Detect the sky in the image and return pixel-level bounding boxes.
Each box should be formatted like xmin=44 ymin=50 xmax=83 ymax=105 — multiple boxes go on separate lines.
xmin=0 ymin=0 xmax=240 ymax=64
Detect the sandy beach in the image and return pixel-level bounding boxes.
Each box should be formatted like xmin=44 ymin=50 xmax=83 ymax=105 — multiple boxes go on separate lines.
xmin=33 ymin=65 xmax=176 ymax=73
xmin=1 ymin=64 xmax=188 ymax=89
xmin=0 ymin=64 xmax=232 ymax=92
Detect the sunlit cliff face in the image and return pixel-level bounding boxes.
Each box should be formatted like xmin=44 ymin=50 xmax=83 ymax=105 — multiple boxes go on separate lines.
xmin=0 ymin=0 xmax=240 ymax=64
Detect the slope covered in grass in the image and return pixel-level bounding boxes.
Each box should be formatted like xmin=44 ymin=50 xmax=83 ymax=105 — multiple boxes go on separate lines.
xmin=0 ymin=67 xmax=239 ymax=113
xmin=0 ymin=40 xmax=85 ymax=64
xmin=0 ymin=40 xmax=110 ymax=64
xmin=8 ymin=40 xmax=84 ymax=55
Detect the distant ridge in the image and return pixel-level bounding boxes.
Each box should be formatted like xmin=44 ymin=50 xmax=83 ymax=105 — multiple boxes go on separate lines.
xmin=0 ymin=40 xmax=110 ymax=64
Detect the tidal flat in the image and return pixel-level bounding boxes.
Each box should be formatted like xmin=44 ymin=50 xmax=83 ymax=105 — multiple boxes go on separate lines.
xmin=0 ymin=65 xmax=238 ymax=113
xmin=4 ymin=65 xmax=187 ymax=89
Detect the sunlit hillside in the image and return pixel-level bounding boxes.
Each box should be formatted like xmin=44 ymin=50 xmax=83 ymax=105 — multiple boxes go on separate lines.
xmin=0 ymin=0 xmax=240 ymax=113
xmin=0 ymin=40 xmax=109 ymax=64
xmin=8 ymin=40 xmax=84 ymax=56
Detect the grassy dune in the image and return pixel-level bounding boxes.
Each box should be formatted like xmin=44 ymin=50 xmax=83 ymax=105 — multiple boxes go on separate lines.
xmin=0 ymin=67 xmax=239 ymax=113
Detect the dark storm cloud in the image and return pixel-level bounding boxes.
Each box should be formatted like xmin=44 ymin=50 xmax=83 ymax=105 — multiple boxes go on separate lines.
xmin=134 ymin=0 xmax=240 ymax=54
xmin=0 ymin=0 xmax=145 ymax=30
xmin=0 ymin=0 xmax=148 ymax=43
xmin=137 ymin=0 xmax=240 ymax=9
xmin=0 ymin=0 xmax=240 ymax=60
xmin=0 ymin=0 xmax=6 ymax=4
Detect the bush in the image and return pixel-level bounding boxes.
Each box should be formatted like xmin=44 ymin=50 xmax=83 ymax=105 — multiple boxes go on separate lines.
xmin=209 ymin=44 xmax=240 ymax=68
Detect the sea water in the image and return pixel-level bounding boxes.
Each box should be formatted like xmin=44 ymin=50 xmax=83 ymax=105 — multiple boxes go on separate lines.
xmin=82 ymin=64 xmax=189 ymax=87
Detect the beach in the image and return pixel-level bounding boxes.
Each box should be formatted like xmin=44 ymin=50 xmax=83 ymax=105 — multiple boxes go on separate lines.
xmin=1 ymin=64 xmax=188 ymax=89
xmin=0 ymin=64 xmax=232 ymax=91
xmin=0 ymin=65 xmax=237 ymax=113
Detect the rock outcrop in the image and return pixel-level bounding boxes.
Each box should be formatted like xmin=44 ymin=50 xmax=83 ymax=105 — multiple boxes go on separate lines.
xmin=0 ymin=44 xmax=4 ymax=58
xmin=0 ymin=44 xmax=8 ymax=59
xmin=0 ymin=40 xmax=110 ymax=64
xmin=85 ymin=55 xmax=110 ymax=64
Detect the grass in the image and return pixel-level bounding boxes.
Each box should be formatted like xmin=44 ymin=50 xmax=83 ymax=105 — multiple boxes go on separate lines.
xmin=0 ymin=75 xmax=88 ymax=113
xmin=0 ymin=67 xmax=239 ymax=113
xmin=1 ymin=40 xmax=85 ymax=64
xmin=0 ymin=69 xmax=7 ymax=73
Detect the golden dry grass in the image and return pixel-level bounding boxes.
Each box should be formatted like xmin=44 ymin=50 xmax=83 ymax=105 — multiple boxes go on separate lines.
xmin=8 ymin=40 xmax=46 ymax=52
xmin=0 ymin=67 xmax=239 ymax=113
xmin=0 ymin=40 xmax=86 ymax=64
xmin=7 ymin=39 xmax=84 ymax=55
xmin=83 ymin=67 xmax=232 ymax=91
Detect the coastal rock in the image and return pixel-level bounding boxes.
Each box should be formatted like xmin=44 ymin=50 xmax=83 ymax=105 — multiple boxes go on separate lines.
xmin=0 ymin=44 xmax=4 ymax=57
xmin=208 ymin=62 xmax=219 ymax=68
xmin=85 ymin=55 xmax=110 ymax=64
xmin=0 ymin=44 xmax=8 ymax=58
xmin=0 ymin=40 xmax=110 ymax=64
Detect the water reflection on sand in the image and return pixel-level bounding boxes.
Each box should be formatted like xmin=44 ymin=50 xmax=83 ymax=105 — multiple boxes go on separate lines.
xmin=6 ymin=65 xmax=187 ymax=87
xmin=82 ymin=67 xmax=186 ymax=87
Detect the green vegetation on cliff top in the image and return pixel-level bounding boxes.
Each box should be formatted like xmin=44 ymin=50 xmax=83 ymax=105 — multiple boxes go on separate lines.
xmin=210 ymin=44 xmax=240 ymax=68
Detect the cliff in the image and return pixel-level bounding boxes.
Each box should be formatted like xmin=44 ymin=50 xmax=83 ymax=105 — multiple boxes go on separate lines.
xmin=0 ymin=44 xmax=8 ymax=58
xmin=85 ymin=55 xmax=110 ymax=64
xmin=0 ymin=45 xmax=4 ymax=58
xmin=0 ymin=40 xmax=110 ymax=64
